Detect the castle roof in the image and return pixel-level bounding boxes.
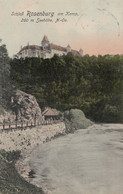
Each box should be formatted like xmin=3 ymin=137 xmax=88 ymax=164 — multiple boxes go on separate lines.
xmin=71 ymin=49 xmax=81 ymax=56
xmin=50 ymin=43 xmax=80 ymax=55
xmin=42 ymin=35 xmax=49 ymax=42
xmin=50 ymin=43 xmax=67 ymax=52
xmin=19 ymin=45 xmax=43 ymax=53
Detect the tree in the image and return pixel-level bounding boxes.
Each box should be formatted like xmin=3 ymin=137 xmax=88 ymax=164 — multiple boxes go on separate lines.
xmin=0 ymin=40 xmax=15 ymax=108
xmin=10 ymin=54 xmax=123 ymax=123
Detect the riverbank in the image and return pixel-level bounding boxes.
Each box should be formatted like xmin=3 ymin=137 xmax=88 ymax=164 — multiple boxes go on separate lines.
xmin=0 ymin=122 xmax=66 ymax=193
xmin=0 ymin=149 xmax=44 ymax=194
xmin=0 ymin=122 xmax=65 ymax=152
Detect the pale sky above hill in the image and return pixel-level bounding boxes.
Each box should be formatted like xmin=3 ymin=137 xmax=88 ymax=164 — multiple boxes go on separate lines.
xmin=0 ymin=0 xmax=122 ymax=57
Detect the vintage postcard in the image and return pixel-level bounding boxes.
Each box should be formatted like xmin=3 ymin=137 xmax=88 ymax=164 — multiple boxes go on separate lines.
xmin=0 ymin=0 xmax=123 ymax=194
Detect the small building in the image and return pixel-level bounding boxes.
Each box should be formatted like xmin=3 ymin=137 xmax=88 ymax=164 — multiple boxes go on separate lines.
xmin=42 ymin=108 xmax=59 ymax=120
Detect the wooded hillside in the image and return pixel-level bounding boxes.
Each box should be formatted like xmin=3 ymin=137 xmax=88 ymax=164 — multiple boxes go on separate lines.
xmin=10 ymin=54 xmax=123 ymax=123
xmin=0 ymin=41 xmax=15 ymax=111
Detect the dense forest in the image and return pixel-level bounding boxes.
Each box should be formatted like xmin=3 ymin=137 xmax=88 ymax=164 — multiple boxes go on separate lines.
xmin=10 ymin=54 xmax=123 ymax=123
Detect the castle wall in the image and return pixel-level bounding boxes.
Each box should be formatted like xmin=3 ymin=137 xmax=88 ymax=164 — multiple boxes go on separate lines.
xmin=17 ymin=49 xmax=44 ymax=59
xmin=51 ymin=49 xmax=66 ymax=57
xmin=0 ymin=122 xmax=66 ymax=151
xmin=14 ymin=36 xmax=82 ymax=59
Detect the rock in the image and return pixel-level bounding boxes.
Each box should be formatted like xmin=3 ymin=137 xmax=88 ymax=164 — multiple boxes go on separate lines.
xmin=11 ymin=90 xmax=42 ymax=122
xmin=0 ymin=109 xmax=16 ymax=123
xmin=0 ymin=90 xmax=42 ymax=123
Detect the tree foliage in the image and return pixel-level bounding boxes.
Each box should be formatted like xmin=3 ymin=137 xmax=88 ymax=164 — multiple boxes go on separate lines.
xmin=0 ymin=150 xmax=44 ymax=194
xmin=10 ymin=54 xmax=123 ymax=123
xmin=0 ymin=41 xmax=15 ymax=108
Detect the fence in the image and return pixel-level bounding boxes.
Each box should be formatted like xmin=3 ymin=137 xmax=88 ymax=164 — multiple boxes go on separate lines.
xmin=0 ymin=119 xmax=60 ymax=132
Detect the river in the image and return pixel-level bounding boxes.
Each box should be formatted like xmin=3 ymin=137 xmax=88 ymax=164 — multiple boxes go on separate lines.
xmin=28 ymin=124 xmax=123 ymax=194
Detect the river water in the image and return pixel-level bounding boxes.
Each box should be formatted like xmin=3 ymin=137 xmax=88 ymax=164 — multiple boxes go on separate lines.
xmin=28 ymin=124 xmax=123 ymax=194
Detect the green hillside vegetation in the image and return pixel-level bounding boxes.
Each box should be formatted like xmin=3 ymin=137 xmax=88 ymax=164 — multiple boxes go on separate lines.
xmin=10 ymin=54 xmax=123 ymax=123
xmin=0 ymin=150 xmax=44 ymax=194
xmin=63 ymin=109 xmax=93 ymax=133
xmin=0 ymin=41 xmax=44 ymax=193
xmin=0 ymin=40 xmax=15 ymax=110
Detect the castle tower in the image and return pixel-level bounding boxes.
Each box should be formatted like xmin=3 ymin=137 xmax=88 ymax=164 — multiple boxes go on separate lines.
xmin=41 ymin=35 xmax=50 ymax=49
xmin=79 ymin=48 xmax=83 ymax=56
xmin=66 ymin=44 xmax=71 ymax=53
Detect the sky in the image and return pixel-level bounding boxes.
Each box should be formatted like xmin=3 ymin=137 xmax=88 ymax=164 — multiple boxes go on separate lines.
xmin=0 ymin=0 xmax=123 ymax=57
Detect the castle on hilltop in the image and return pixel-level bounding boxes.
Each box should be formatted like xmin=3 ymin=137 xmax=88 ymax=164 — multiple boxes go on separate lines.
xmin=14 ymin=35 xmax=83 ymax=59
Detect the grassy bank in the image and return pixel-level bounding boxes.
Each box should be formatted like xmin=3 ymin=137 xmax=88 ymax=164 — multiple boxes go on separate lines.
xmin=61 ymin=109 xmax=93 ymax=133
xmin=0 ymin=150 xmax=44 ymax=194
